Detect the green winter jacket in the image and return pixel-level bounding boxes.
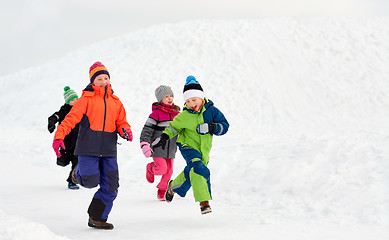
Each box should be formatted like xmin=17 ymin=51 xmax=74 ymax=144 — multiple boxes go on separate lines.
xmin=163 ymin=99 xmax=229 ymax=162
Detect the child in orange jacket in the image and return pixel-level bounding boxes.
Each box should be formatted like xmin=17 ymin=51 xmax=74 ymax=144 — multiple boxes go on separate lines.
xmin=52 ymin=61 xmax=132 ymax=230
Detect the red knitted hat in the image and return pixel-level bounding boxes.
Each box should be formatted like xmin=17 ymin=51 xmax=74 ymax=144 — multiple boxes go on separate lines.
xmin=89 ymin=61 xmax=110 ymax=83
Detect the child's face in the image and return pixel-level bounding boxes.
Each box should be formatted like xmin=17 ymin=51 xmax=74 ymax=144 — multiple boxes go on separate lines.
xmin=93 ymin=74 xmax=110 ymax=87
xmin=68 ymin=98 xmax=78 ymax=106
xmin=185 ymin=97 xmax=203 ymax=112
xmin=161 ymin=94 xmax=174 ymax=106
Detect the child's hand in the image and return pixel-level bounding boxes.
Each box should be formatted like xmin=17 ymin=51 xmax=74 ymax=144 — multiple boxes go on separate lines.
xmin=140 ymin=142 xmax=153 ymax=158
xmin=52 ymin=139 xmax=65 ymax=158
xmin=48 ymin=119 xmax=56 ymax=133
xmin=151 ymin=133 xmax=169 ymax=150
xmin=121 ymin=128 xmax=133 ymax=141
xmin=196 ymin=123 xmax=216 ymax=135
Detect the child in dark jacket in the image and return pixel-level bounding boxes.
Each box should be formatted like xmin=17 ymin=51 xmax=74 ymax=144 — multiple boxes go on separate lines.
xmin=152 ymin=76 xmax=229 ymax=214
xmin=48 ymin=86 xmax=80 ymax=190
xmin=140 ymin=85 xmax=180 ymax=200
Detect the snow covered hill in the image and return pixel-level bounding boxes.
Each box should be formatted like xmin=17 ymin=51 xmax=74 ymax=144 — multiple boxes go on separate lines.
xmin=0 ymin=18 xmax=388 ymax=240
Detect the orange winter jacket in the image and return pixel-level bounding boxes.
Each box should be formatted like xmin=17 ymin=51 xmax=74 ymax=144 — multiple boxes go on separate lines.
xmin=54 ymin=84 xmax=131 ymax=157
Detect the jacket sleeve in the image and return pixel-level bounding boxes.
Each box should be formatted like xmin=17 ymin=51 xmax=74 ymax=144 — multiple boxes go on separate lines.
xmin=48 ymin=113 xmax=59 ymax=124
xmin=48 ymin=104 xmax=67 ymax=124
xmin=210 ymin=106 xmax=229 ymax=136
xmin=116 ymin=101 xmax=131 ymax=135
xmin=163 ymin=112 xmax=185 ymax=139
xmin=140 ymin=114 xmax=157 ymax=143
xmin=57 ymin=105 xmax=70 ymax=122
xmin=54 ymin=98 xmax=87 ymax=140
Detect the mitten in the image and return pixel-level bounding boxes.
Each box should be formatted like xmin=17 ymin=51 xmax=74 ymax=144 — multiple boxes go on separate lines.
xmin=53 ymin=139 xmax=65 ymax=158
xmin=140 ymin=142 xmax=153 ymax=158
xmin=121 ymin=128 xmax=133 ymax=141
xmin=47 ymin=117 xmax=57 ymax=133
xmin=196 ymin=123 xmax=217 ymax=135
xmin=151 ymin=133 xmax=169 ymax=150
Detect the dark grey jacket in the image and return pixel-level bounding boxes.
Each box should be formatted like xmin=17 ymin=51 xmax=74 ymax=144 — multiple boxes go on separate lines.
xmin=140 ymin=103 xmax=180 ymax=159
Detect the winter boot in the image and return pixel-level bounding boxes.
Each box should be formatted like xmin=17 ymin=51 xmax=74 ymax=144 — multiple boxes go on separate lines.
xmin=200 ymin=201 xmax=212 ymax=215
xmin=68 ymin=182 xmax=79 ymax=190
xmin=157 ymin=189 xmax=165 ymax=201
xmin=164 ymin=180 xmax=174 ymax=203
xmin=88 ymin=217 xmax=114 ymax=230
xmin=71 ymin=165 xmax=78 ymax=184
xmin=146 ymin=162 xmax=154 ymax=183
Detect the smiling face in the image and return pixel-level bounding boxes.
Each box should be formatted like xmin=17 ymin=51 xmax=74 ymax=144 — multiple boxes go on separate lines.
xmin=93 ymin=74 xmax=110 ymax=87
xmin=185 ymin=97 xmax=204 ymax=112
xmin=161 ymin=94 xmax=174 ymax=105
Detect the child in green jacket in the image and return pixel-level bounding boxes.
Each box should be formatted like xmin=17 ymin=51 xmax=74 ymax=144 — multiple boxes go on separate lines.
xmin=152 ymin=76 xmax=229 ymax=214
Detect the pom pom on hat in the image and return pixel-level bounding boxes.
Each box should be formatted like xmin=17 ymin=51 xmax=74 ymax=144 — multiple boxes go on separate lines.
xmin=155 ymin=85 xmax=174 ymax=103
xmin=185 ymin=76 xmax=199 ymax=85
xmin=183 ymin=76 xmax=204 ymax=101
xmin=89 ymin=61 xmax=110 ymax=83
xmin=63 ymin=86 xmax=78 ymax=104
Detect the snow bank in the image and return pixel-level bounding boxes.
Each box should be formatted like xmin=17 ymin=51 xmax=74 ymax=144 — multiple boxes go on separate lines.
xmin=0 ymin=18 xmax=388 ymax=239
xmin=0 ymin=210 xmax=71 ymax=240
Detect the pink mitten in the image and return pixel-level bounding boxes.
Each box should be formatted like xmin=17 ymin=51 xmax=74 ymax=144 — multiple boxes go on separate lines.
xmin=53 ymin=139 xmax=65 ymax=158
xmin=140 ymin=141 xmax=153 ymax=158
xmin=126 ymin=129 xmax=133 ymax=142
xmin=121 ymin=128 xmax=133 ymax=142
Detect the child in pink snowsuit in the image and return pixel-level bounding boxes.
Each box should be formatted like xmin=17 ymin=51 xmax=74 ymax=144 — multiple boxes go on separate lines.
xmin=140 ymin=85 xmax=180 ymax=200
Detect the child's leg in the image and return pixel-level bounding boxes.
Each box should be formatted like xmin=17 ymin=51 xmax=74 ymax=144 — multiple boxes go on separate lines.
xmin=146 ymin=157 xmax=168 ymax=184
xmin=76 ymin=155 xmax=100 ymax=188
xmin=171 ymin=167 xmax=192 ymax=197
xmin=188 ymin=158 xmax=211 ymax=202
xmin=171 ymin=144 xmax=212 ymax=202
xmin=171 ymin=159 xmax=211 ymax=201
xmin=156 ymin=158 xmax=174 ymax=191
xmin=88 ymin=156 xmax=119 ymax=221
xmin=71 ymin=154 xmax=79 ymax=166
xmin=67 ymin=154 xmax=78 ymax=183
xmin=152 ymin=157 xmax=168 ymax=176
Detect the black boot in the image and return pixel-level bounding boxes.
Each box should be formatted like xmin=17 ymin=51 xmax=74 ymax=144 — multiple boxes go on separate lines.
xmin=71 ymin=164 xmax=78 ymax=184
xmin=88 ymin=217 xmax=114 ymax=230
xmin=164 ymin=180 xmax=174 ymax=203
xmin=200 ymin=201 xmax=212 ymax=215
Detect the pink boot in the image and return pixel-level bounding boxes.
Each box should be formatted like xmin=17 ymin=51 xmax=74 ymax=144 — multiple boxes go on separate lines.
xmin=157 ymin=189 xmax=166 ymax=201
xmin=146 ymin=162 xmax=154 ymax=183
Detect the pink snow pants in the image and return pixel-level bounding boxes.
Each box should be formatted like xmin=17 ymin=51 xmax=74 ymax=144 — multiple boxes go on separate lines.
xmin=150 ymin=157 xmax=174 ymax=191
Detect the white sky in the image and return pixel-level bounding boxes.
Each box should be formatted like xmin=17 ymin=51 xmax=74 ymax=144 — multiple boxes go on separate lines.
xmin=1 ymin=0 xmax=388 ymax=76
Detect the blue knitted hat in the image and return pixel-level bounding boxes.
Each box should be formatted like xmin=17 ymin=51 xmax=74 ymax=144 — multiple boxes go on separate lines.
xmin=183 ymin=76 xmax=204 ymax=101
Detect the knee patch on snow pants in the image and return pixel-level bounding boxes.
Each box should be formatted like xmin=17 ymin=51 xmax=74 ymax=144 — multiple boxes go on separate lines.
xmin=88 ymin=198 xmax=106 ymax=221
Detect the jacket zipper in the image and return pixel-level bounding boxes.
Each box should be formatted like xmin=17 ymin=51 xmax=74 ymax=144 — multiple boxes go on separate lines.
xmin=100 ymin=86 xmax=108 ymax=156
xmin=102 ymin=86 xmax=107 ymax=131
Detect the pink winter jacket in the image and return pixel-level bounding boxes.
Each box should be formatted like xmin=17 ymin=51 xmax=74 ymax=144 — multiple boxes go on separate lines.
xmin=140 ymin=102 xmax=180 ymax=158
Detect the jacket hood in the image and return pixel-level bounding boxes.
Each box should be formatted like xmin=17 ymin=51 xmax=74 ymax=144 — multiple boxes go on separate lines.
xmin=82 ymin=84 xmax=114 ymax=97
xmin=152 ymin=102 xmax=180 ymax=113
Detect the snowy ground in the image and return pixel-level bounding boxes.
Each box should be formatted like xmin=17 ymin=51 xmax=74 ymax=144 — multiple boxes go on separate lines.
xmin=0 ymin=18 xmax=389 ymax=239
